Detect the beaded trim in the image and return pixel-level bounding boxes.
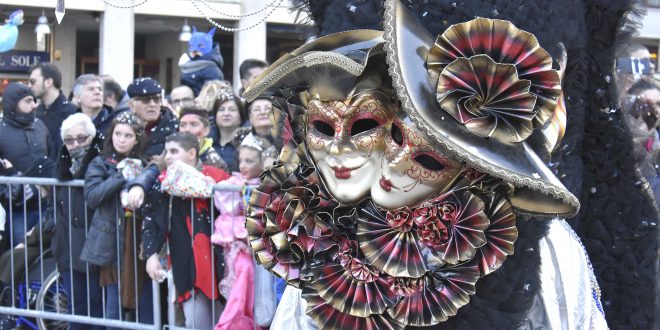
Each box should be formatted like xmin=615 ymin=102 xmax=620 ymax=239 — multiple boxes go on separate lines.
xmin=556 ymin=218 xmax=605 ymax=316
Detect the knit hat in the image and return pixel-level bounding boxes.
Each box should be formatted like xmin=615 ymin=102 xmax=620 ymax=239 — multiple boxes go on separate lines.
xmin=2 ymin=83 xmax=35 ymax=126
xmin=2 ymin=83 xmax=33 ymax=116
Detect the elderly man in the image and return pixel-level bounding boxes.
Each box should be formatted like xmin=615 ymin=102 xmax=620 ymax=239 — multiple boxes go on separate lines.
xmin=127 ymin=77 xmax=179 ymax=158
xmin=28 ymin=63 xmax=77 ymax=156
xmin=73 ymin=74 xmax=116 ymax=139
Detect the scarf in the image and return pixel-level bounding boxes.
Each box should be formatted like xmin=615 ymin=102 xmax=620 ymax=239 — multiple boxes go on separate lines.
xmin=69 ymin=145 xmax=91 ymax=175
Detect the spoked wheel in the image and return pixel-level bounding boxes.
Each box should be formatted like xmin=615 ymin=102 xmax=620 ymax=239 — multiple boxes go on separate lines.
xmin=35 ymin=271 xmax=68 ymax=330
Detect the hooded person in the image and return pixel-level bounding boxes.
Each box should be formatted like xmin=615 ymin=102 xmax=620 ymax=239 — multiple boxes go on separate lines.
xmin=0 ymin=83 xmax=51 ymax=173
xmin=238 ymin=0 xmax=657 ymax=329
xmin=180 ymin=26 xmax=225 ymax=96
xmin=0 ymin=83 xmax=53 ymax=247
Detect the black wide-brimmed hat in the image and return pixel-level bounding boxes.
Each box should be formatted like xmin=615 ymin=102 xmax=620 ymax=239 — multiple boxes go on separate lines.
xmin=245 ymin=0 xmax=580 ymax=218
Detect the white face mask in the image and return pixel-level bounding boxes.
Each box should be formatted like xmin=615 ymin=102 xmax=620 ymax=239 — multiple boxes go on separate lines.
xmin=305 ymin=91 xmax=395 ymax=204
xmin=371 ymin=116 xmax=462 ymax=210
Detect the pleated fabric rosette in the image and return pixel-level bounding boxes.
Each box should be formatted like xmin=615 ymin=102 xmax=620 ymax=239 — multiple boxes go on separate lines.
xmin=241 ymin=11 xmax=572 ymax=330
xmin=427 ymin=18 xmax=561 ymax=143
xmin=159 ymin=160 xmax=214 ymax=198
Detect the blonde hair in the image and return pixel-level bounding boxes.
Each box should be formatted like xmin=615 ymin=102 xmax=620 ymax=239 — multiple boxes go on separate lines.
xmin=195 ymin=80 xmax=233 ymax=112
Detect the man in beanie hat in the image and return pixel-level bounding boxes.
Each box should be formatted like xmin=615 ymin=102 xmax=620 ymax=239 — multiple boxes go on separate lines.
xmin=0 ymin=83 xmax=52 ymax=248
xmin=127 ymin=77 xmax=179 ymax=158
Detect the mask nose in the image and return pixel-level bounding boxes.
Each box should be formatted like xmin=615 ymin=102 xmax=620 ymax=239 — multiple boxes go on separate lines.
xmin=328 ymin=138 xmax=355 ymax=157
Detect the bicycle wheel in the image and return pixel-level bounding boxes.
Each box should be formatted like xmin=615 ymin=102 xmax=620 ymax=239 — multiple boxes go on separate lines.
xmin=35 ymin=270 xmax=67 ymax=330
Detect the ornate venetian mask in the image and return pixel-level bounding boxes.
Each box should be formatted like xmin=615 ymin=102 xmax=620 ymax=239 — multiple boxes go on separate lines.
xmin=372 ymin=115 xmax=462 ymax=210
xmin=304 ymin=90 xmax=396 ymax=204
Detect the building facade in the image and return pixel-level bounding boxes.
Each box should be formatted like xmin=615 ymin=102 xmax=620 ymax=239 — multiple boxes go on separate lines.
xmin=0 ymin=0 xmax=307 ymax=95
xmin=0 ymin=0 xmax=658 ymax=97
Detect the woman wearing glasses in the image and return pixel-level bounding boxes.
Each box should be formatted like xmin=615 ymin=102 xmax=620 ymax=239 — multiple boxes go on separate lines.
xmin=51 ymin=113 xmax=104 ymax=329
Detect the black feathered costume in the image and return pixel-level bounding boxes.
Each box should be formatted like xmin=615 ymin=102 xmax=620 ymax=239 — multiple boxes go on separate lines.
xmin=250 ymin=0 xmax=657 ymax=328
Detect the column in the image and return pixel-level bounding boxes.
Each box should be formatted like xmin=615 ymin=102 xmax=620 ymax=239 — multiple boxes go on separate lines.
xmin=99 ymin=3 xmax=135 ymax=88
xmin=52 ymin=18 xmax=77 ymax=95
xmin=233 ymin=0 xmax=268 ymax=93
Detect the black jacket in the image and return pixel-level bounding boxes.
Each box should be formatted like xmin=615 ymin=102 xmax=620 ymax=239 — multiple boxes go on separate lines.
xmin=144 ymin=107 xmax=179 ymax=158
xmin=79 ymin=106 xmax=117 ymax=142
xmin=79 ymin=155 xmax=126 ymax=267
xmin=50 ymin=141 xmax=100 ymax=272
xmin=0 ymin=117 xmax=52 ymax=176
xmin=36 ymin=92 xmax=77 ymax=158
xmin=209 ymin=126 xmax=251 ymax=173
xmin=0 ymin=167 xmax=39 ymax=208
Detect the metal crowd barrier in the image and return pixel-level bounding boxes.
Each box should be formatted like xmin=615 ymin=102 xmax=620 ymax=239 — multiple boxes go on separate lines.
xmin=0 ymin=176 xmax=265 ymax=330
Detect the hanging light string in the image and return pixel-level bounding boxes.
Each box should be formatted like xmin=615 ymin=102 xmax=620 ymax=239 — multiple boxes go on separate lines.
xmin=198 ymin=0 xmax=283 ymax=18
xmin=102 ymin=0 xmax=150 ymax=9
xmin=191 ymin=0 xmax=281 ymax=32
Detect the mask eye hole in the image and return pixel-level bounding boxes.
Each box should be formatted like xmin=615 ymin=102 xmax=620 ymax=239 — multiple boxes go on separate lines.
xmin=312 ymin=120 xmax=335 ymax=137
xmin=413 ymin=154 xmax=446 ymax=171
xmin=391 ymin=124 xmax=404 ymax=146
xmin=350 ymin=119 xmax=379 ymax=136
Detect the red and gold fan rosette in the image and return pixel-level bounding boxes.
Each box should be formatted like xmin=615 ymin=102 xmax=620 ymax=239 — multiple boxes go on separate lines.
xmin=427 ymin=18 xmax=561 ymax=143
xmin=247 ymin=142 xmax=519 ymax=328
xmin=246 ymin=143 xmax=340 ymax=285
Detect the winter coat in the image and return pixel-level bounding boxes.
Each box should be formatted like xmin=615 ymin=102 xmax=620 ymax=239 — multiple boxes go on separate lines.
xmin=209 ymin=126 xmax=251 ymax=173
xmin=144 ymin=107 xmax=179 ymax=158
xmin=0 ymin=117 xmax=52 ymax=176
xmin=36 ymin=91 xmax=77 ymax=157
xmin=200 ymin=137 xmax=228 ymax=172
xmin=51 ymin=139 xmax=100 ymax=272
xmin=141 ymin=164 xmax=229 ymax=301
xmin=79 ymin=106 xmax=117 ymax=141
xmin=0 ymin=167 xmax=40 ymax=208
xmin=79 ymin=155 xmax=127 ymax=267
xmin=180 ymin=43 xmax=224 ymax=96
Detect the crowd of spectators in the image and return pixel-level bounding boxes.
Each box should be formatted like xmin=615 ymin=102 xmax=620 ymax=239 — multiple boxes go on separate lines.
xmin=0 ymin=57 xmax=282 ymax=329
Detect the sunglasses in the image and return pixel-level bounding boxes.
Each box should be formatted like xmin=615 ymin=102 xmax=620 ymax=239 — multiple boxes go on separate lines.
xmin=63 ymin=135 xmax=90 ymax=146
xmin=135 ymin=95 xmax=162 ymax=104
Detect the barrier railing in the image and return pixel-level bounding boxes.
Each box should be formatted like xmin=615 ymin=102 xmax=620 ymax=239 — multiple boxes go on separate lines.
xmin=0 ymin=176 xmax=263 ymax=330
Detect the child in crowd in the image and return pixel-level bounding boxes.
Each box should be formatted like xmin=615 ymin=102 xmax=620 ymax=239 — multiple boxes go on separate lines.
xmin=142 ymin=132 xmax=230 ymax=329
xmin=80 ymin=112 xmax=150 ymax=327
xmin=212 ymin=133 xmax=270 ymax=330
xmin=178 ymin=106 xmax=228 ymax=171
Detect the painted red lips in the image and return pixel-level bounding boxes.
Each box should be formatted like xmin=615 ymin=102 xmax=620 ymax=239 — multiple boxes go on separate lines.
xmin=333 ymin=167 xmax=352 ymax=179
xmin=379 ymin=177 xmax=393 ymax=192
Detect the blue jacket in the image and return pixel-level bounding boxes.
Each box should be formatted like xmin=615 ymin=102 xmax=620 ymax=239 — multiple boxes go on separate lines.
xmin=180 ymin=43 xmax=224 ymax=96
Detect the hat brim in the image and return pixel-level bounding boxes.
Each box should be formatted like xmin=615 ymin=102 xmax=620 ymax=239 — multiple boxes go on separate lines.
xmin=382 ymin=0 xmax=579 ymax=216
xmin=244 ymin=30 xmax=385 ymax=102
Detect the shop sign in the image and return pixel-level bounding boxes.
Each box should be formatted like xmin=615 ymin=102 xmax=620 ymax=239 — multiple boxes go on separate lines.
xmin=0 ymin=51 xmax=50 ymax=73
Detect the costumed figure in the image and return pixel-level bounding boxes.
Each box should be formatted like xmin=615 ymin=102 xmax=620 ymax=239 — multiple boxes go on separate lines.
xmin=211 ymin=134 xmax=270 ymax=330
xmin=239 ymin=0 xmax=658 ymax=329
xmin=180 ymin=27 xmax=225 ymax=96
xmin=0 ymin=10 xmax=23 ymax=53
